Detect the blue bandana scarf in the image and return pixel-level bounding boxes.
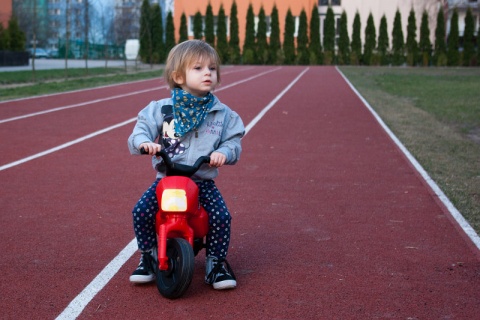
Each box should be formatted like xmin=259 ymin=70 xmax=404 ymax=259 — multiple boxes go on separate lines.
xmin=172 ymin=88 xmax=214 ymax=137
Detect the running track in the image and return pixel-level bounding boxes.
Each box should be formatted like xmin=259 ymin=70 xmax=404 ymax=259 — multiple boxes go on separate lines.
xmin=1 ymin=66 xmax=479 ymax=319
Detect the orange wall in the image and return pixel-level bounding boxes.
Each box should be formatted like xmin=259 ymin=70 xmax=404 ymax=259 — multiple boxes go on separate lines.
xmin=0 ymin=0 xmax=12 ymax=28
xmin=173 ymin=0 xmax=318 ymax=48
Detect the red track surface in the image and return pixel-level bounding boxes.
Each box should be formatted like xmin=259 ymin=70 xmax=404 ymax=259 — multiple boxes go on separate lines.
xmin=1 ymin=66 xmax=479 ymax=319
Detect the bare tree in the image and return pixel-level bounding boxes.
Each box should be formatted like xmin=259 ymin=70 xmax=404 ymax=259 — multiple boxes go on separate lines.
xmin=65 ymin=0 xmax=70 ymax=77
xmin=12 ymin=0 xmax=43 ymax=81
xmin=84 ymin=0 xmax=89 ymax=73
xmin=31 ymin=0 xmax=37 ymax=81
xmin=93 ymin=1 xmax=112 ymax=67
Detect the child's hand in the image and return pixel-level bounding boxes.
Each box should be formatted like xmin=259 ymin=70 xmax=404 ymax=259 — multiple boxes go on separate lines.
xmin=209 ymin=152 xmax=226 ymax=168
xmin=140 ymin=142 xmax=161 ymax=155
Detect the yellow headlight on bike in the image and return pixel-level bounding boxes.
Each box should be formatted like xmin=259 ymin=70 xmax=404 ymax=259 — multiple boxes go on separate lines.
xmin=161 ymin=189 xmax=187 ymax=212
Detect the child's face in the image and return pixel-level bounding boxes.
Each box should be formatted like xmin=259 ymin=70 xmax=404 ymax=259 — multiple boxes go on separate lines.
xmin=176 ymin=58 xmax=218 ymax=97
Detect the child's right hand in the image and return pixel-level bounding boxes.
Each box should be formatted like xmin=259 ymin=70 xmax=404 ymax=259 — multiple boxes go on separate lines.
xmin=139 ymin=142 xmax=162 ymax=155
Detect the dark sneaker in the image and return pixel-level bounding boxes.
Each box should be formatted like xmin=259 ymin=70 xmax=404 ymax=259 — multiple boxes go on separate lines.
xmin=129 ymin=250 xmax=156 ymax=284
xmin=205 ymin=256 xmax=237 ymax=290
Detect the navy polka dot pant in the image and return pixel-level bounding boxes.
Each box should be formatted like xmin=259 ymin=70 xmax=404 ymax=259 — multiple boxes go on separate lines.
xmin=132 ymin=179 xmax=232 ymax=258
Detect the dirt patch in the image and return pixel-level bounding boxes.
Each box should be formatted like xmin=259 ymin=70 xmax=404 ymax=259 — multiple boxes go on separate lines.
xmin=467 ymin=127 xmax=480 ymax=146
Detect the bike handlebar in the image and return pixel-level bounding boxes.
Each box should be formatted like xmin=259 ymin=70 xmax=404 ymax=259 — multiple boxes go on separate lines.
xmin=140 ymin=148 xmax=211 ymax=177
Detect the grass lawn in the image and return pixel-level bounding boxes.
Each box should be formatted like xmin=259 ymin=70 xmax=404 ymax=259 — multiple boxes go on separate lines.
xmin=339 ymin=66 xmax=480 ymax=235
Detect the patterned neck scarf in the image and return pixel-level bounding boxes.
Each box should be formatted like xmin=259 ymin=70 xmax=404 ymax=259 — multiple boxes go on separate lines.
xmin=172 ymin=88 xmax=214 ymax=137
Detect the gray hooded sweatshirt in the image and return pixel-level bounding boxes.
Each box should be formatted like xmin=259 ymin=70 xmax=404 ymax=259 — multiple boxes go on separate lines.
xmin=128 ymin=95 xmax=245 ymax=181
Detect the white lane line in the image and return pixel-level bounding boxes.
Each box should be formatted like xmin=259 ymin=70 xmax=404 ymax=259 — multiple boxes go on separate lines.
xmin=0 ymin=87 xmax=163 ymax=124
xmin=55 ymin=239 xmax=138 ymax=320
xmin=0 ymin=65 xmax=260 ymax=122
xmin=217 ymin=67 xmax=282 ymax=92
xmin=0 ymin=67 xmax=281 ymax=171
xmin=54 ymin=66 xmax=306 ymax=320
xmin=0 ymin=118 xmax=137 ymax=171
xmin=336 ymin=66 xmax=480 ymax=251
xmin=0 ymin=77 xmax=164 ymax=105
xmin=245 ymin=67 xmax=309 ymax=134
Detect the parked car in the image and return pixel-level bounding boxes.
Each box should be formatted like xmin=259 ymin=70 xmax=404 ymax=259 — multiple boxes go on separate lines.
xmin=47 ymin=49 xmax=59 ymax=58
xmin=28 ymin=48 xmax=49 ymax=59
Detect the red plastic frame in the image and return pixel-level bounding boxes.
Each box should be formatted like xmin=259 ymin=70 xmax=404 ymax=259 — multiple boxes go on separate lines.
xmin=155 ymin=176 xmax=209 ymax=270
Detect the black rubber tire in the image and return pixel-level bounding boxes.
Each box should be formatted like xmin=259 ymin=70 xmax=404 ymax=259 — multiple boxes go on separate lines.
xmin=156 ymin=238 xmax=194 ymax=299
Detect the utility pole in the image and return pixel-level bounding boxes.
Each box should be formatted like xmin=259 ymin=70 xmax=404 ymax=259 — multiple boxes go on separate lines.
xmin=65 ymin=0 xmax=70 ymax=77
xmin=84 ymin=0 xmax=89 ymax=74
xmin=32 ymin=0 xmax=37 ymax=82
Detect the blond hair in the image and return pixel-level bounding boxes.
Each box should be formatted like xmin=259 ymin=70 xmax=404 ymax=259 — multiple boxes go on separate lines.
xmin=164 ymin=40 xmax=221 ymax=89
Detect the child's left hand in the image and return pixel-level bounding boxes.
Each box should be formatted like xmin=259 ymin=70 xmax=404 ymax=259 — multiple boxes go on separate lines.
xmin=209 ymin=152 xmax=226 ymax=168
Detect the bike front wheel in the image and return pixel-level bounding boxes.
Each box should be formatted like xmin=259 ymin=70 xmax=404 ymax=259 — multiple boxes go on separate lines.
xmin=156 ymin=238 xmax=194 ymax=299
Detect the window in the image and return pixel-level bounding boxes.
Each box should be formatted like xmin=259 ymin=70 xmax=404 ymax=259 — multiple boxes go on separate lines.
xmin=294 ymin=16 xmax=299 ymax=37
xmin=319 ymin=13 xmax=342 ymax=46
xmin=254 ymin=16 xmax=271 ymax=36
xmin=335 ymin=16 xmax=341 ymax=45
xmin=188 ymin=16 xmax=229 ymax=37
xmin=319 ymin=0 xmax=341 ymax=5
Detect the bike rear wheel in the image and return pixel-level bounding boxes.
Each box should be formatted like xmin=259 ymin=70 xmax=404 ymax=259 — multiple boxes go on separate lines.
xmin=156 ymin=238 xmax=194 ymax=299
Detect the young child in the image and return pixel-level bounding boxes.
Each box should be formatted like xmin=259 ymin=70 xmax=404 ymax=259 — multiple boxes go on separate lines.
xmin=127 ymin=40 xmax=244 ymax=290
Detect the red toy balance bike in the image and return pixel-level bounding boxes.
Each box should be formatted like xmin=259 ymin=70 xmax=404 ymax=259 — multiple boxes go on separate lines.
xmin=141 ymin=148 xmax=211 ymax=299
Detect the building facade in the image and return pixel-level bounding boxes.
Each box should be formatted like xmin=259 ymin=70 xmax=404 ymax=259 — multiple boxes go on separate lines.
xmin=171 ymin=0 xmax=479 ymax=50
xmin=0 ymin=0 xmax=12 ymax=28
xmin=5 ymin=0 xmax=479 ymax=54
xmin=171 ymin=0 xmax=318 ymax=45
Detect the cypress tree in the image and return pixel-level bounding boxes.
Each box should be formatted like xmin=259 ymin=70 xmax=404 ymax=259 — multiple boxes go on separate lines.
xmin=283 ymin=9 xmax=295 ymax=65
xmin=193 ymin=11 xmax=203 ymax=40
xmin=269 ymin=4 xmax=282 ymax=64
xmin=165 ymin=11 xmax=175 ymax=54
xmin=309 ymin=5 xmax=322 ymax=64
xmin=447 ymin=9 xmax=459 ymax=66
xmin=351 ymin=11 xmax=361 ymax=65
xmin=7 ymin=16 xmax=25 ymax=51
xmin=0 ymin=23 xmax=7 ymax=50
xmin=228 ymin=1 xmax=241 ymax=64
xmin=296 ymin=9 xmax=309 ymax=65
xmin=462 ymin=8 xmax=475 ymax=66
xmin=256 ymin=6 xmax=269 ymax=65
xmin=337 ymin=11 xmax=350 ymax=65
xmin=139 ymin=0 xmax=152 ymax=63
xmin=151 ymin=4 xmax=164 ymax=64
xmin=243 ymin=3 xmax=256 ymax=64
xmin=434 ymin=8 xmax=447 ymax=66
xmin=391 ymin=9 xmax=404 ymax=66
xmin=323 ymin=6 xmax=335 ymax=65
xmin=205 ymin=3 xmax=215 ymax=46
xmin=406 ymin=8 xmax=418 ymax=66
xmin=419 ymin=10 xmax=431 ymax=66
xmin=216 ymin=5 xmax=228 ymax=63
xmin=378 ymin=14 xmax=389 ymax=65
xmin=363 ymin=12 xmax=376 ymax=65
xmin=179 ymin=13 xmax=188 ymax=43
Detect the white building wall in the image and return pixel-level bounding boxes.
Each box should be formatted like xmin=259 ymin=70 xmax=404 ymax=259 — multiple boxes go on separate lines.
xmin=320 ymin=0 xmax=442 ymax=46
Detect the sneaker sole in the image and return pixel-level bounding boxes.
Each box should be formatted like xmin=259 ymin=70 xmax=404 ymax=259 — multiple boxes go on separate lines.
xmin=129 ymin=274 xmax=155 ymax=284
xmin=213 ymin=279 xmax=237 ymax=290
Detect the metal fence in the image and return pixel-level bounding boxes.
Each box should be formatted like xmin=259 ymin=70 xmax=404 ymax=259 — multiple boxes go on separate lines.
xmin=57 ymin=39 xmax=125 ymax=60
xmin=0 ymin=51 xmax=29 ymax=66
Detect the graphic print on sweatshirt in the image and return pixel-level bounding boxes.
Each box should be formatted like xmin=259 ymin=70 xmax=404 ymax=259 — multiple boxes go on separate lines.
xmin=161 ymin=105 xmax=186 ymax=158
